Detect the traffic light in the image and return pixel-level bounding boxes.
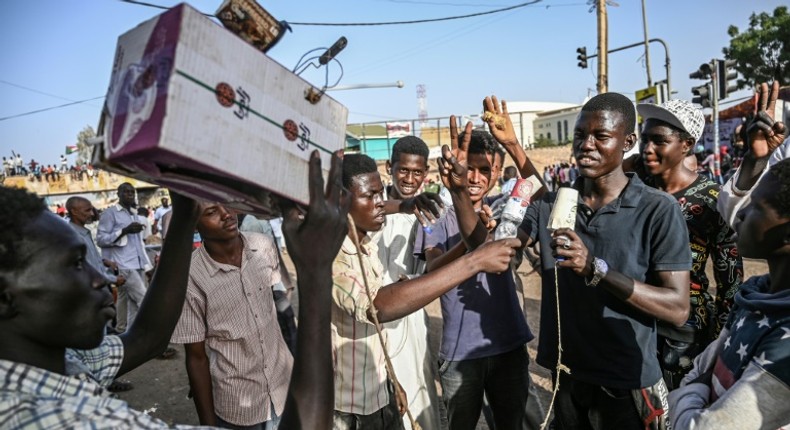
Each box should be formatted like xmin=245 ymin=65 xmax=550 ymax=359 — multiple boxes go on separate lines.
xmin=692 ymin=83 xmax=712 ymax=108
xmin=689 ymin=62 xmax=713 ymax=80
xmin=576 ymin=47 xmax=588 ymax=69
xmin=717 ymin=59 xmax=738 ymax=100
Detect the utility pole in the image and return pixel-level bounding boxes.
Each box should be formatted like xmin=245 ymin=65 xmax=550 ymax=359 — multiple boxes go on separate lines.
xmin=641 ymin=0 xmax=652 ymax=87
xmin=711 ymin=59 xmax=721 ymax=184
xmin=596 ymin=0 xmax=608 ymax=93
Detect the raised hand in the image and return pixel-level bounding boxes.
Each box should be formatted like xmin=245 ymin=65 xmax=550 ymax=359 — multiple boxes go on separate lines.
xmin=747 ymin=81 xmax=787 ymax=159
xmin=281 ymin=150 xmax=348 ymax=273
xmin=483 ymin=95 xmax=519 ymax=147
xmin=438 ymin=115 xmax=472 ymax=191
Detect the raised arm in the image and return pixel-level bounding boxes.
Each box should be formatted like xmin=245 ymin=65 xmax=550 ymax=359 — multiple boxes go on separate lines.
xmin=279 ymin=150 xmax=348 ymax=430
xmin=118 ymin=194 xmax=200 ymax=375
xmin=439 ymin=117 xmax=490 ymax=249
xmin=482 ymin=95 xmax=546 ymax=200
xmin=734 ymin=82 xmax=787 ymax=192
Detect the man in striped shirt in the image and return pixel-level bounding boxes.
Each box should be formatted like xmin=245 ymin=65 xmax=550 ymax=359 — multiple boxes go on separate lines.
xmin=171 ymin=203 xmax=293 ymax=428
xmin=332 ymin=154 xmax=521 ymax=429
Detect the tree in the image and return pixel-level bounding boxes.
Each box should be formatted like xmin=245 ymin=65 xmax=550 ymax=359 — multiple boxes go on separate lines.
xmin=723 ymin=6 xmax=790 ymax=89
xmin=75 ymin=125 xmax=96 ymax=166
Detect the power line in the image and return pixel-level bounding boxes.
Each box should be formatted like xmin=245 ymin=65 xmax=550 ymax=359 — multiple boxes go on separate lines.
xmin=118 ymin=0 xmax=543 ymax=26
xmin=0 ymin=80 xmax=77 ymax=102
xmin=0 ymin=97 xmax=104 ymax=122
xmin=288 ymin=0 xmax=542 ymax=25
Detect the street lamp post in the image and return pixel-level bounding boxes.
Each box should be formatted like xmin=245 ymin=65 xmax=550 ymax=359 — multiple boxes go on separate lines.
xmin=327 ymin=81 xmax=405 ymax=92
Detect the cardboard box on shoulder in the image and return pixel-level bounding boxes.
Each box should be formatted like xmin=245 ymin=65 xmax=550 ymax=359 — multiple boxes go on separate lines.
xmin=94 ymin=3 xmax=347 ymax=217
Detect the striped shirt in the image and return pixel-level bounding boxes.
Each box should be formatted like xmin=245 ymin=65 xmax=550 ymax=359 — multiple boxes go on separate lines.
xmin=170 ymin=232 xmax=293 ymax=426
xmin=332 ymin=235 xmax=389 ymax=415
xmin=0 ymin=336 xmax=212 ymax=429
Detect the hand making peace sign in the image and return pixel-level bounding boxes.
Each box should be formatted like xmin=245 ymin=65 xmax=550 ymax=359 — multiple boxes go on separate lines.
xmin=747 ymin=81 xmax=787 ymax=159
xmin=438 ymin=115 xmax=473 ymax=192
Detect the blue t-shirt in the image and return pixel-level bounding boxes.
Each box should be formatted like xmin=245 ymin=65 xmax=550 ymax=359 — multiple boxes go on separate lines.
xmin=414 ymin=200 xmax=533 ymax=361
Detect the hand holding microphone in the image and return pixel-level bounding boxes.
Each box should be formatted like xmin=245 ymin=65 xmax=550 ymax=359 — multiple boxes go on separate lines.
xmin=547 ymin=187 xmax=578 ymax=263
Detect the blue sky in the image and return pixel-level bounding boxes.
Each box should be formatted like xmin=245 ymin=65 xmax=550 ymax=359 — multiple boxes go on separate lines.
xmin=1 ymin=0 xmax=784 ymax=166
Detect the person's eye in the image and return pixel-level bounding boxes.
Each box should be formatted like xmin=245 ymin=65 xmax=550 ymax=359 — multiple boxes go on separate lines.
xmin=75 ymin=257 xmax=84 ymax=270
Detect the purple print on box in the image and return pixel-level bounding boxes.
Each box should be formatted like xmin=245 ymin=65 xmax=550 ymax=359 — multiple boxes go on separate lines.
xmin=108 ymin=7 xmax=180 ymax=156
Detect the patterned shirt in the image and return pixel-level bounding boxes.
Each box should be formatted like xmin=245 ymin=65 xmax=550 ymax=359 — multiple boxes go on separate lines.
xmin=332 ymin=235 xmax=389 ymax=415
xmin=0 ymin=336 xmax=211 ymax=429
xmin=170 ymin=232 xmax=292 ymax=426
xmin=649 ymin=175 xmax=743 ymax=337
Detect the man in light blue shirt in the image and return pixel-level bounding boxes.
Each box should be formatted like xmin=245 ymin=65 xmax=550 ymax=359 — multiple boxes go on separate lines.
xmin=97 ymin=183 xmax=150 ymax=332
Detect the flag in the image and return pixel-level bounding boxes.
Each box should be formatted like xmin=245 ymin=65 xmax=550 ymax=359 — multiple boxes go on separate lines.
xmin=65 ymin=145 xmax=78 ymax=154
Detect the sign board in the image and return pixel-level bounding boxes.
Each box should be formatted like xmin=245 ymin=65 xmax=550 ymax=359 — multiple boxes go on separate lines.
xmin=95 ymin=4 xmax=347 ymax=217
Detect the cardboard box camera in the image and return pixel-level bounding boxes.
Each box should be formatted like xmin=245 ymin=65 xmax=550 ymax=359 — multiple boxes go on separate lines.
xmin=95 ymin=3 xmax=347 ymax=216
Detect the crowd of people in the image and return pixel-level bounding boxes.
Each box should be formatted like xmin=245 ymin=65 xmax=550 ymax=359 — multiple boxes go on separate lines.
xmin=2 ymin=151 xmax=98 ymax=183
xmin=0 ymin=83 xmax=788 ymax=430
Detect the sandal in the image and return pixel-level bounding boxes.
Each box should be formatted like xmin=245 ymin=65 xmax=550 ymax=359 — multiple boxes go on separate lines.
xmin=107 ymin=379 xmax=134 ymax=392
xmin=157 ymin=347 xmax=177 ymax=360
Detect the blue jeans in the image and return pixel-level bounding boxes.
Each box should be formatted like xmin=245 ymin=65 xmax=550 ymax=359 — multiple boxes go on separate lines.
xmin=439 ymin=346 xmax=532 ymax=430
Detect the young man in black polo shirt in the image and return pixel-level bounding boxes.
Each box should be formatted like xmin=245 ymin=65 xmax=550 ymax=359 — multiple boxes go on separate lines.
xmin=523 ymin=93 xmax=692 ymax=429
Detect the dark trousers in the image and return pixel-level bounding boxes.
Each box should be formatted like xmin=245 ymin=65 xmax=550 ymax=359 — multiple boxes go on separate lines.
xmin=553 ymin=373 xmax=668 ymax=430
xmin=439 ymin=346 xmax=532 ymax=430
xmin=333 ymin=402 xmax=402 ymax=430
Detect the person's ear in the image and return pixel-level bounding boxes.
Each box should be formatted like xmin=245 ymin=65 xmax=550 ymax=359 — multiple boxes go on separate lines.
xmin=623 ymin=133 xmax=637 ymax=152
xmin=682 ymin=138 xmax=693 ymax=157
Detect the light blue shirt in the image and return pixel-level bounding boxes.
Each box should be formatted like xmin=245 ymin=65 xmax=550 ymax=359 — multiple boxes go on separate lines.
xmin=69 ymin=222 xmax=117 ymax=283
xmin=97 ymin=204 xmax=150 ymax=271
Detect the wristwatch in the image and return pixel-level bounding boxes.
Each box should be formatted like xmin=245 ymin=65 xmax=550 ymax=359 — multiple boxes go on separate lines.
xmin=586 ymin=257 xmax=608 ymax=287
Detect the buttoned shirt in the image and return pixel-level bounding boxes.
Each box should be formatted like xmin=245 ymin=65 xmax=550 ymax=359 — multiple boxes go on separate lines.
xmin=332 ymin=235 xmax=389 ymax=415
xmin=0 ymin=336 xmax=211 ymax=429
xmin=69 ymin=222 xmax=117 ymax=283
xmin=96 ymin=204 xmax=151 ymax=271
xmin=170 ymin=232 xmax=292 ymax=426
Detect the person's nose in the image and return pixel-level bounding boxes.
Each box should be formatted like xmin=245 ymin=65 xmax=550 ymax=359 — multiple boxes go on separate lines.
xmin=468 ymin=169 xmax=481 ymax=184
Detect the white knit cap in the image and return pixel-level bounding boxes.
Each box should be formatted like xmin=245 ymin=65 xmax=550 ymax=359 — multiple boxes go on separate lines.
xmin=637 ymin=99 xmax=705 ymax=142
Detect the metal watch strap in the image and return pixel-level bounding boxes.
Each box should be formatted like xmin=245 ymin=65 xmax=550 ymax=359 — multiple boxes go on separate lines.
xmin=586 ymin=257 xmax=607 ymax=287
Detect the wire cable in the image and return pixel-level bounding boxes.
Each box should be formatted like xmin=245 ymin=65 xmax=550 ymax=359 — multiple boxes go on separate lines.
xmin=288 ymin=0 xmax=542 ymax=25
xmin=119 ymin=0 xmax=543 ymax=26
xmin=0 ymin=97 xmax=104 ymax=122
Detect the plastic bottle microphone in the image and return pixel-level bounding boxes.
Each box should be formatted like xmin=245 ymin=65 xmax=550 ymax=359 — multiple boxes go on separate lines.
xmin=494 ymin=176 xmax=541 ymax=240
xmin=547 ymin=187 xmax=579 ymax=262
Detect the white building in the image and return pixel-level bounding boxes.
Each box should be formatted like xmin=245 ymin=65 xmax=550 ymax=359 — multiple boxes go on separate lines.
xmin=504 ymin=101 xmax=576 ymax=149
xmin=533 ymin=105 xmax=583 ymax=145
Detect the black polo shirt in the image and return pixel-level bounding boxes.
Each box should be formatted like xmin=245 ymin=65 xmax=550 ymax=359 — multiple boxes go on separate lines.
xmin=522 ymin=173 xmax=691 ymax=389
